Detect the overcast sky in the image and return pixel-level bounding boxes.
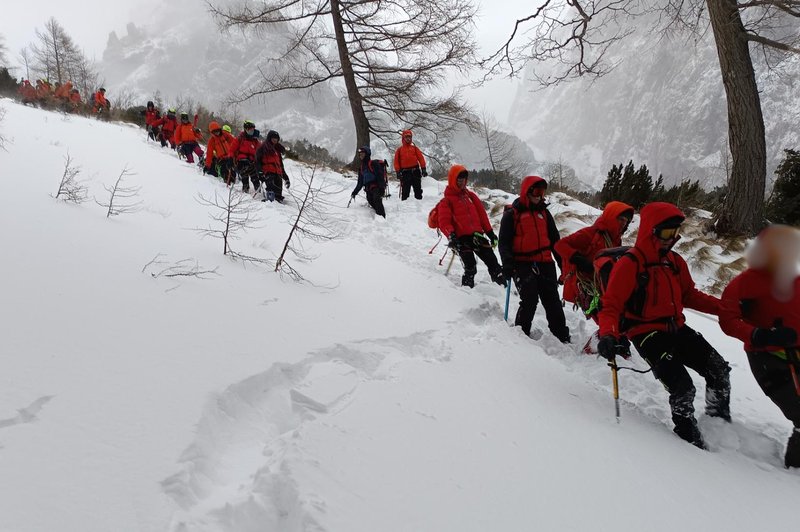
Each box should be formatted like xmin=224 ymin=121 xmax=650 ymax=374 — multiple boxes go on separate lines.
xmin=1 ymin=0 xmax=530 ymax=123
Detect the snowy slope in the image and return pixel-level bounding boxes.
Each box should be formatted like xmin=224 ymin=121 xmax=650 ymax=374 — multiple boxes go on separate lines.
xmin=0 ymin=100 xmax=797 ymax=532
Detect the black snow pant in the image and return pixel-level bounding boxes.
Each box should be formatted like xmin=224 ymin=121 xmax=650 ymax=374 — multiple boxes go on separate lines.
xmin=262 ymin=172 xmax=285 ymax=201
xmin=632 ymin=326 xmax=731 ymax=447
xmin=215 ymin=158 xmax=235 ymax=185
xmin=456 ymin=237 xmax=502 ymax=288
xmin=365 ymin=184 xmax=386 ymax=217
xmin=746 ymin=350 xmax=800 ymax=467
xmin=237 ymin=159 xmax=258 ymax=192
xmin=512 ymin=261 xmax=569 ymax=342
xmin=399 ymin=168 xmax=423 ymax=200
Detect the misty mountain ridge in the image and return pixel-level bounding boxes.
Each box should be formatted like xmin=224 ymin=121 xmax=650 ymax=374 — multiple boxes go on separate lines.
xmin=508 ymin=18 xmax=800 ymax=190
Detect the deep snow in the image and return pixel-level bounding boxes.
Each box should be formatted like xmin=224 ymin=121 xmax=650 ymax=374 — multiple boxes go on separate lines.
xmin=0 ymin=100 xmax=797 ymax=532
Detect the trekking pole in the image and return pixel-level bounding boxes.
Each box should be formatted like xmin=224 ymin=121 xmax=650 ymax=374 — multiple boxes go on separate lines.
xmin=610 ymin=357 xmax=621 ymax=422
xmin=504 ymin=280 xmax=512 ymax=322
xmin=438 ymin=245 xmax=449 ymax=266
xmin=347 ymin=197 xmax=353 ymax=208
xmin=445 ymin=250 xmax=456 ymax=275
xmin=429 ymin=234 xmax=442 ymax=254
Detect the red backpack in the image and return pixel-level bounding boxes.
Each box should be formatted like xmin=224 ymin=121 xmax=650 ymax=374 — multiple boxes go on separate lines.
xmin=428 ymin=199 xmax=446 ymax=230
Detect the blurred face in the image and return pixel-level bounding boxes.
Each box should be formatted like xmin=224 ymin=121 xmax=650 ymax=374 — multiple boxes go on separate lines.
xmin=403 ymin=134 xmax=412 ymax=143
xmin=358 ymin=150 xmax=366 ymax=160
xmin=212 ymin=129 xmax=222 ymax=136
xmin=617 ymin=214 xmax=632 ymax=234
xmin=271 ymin=137 xmax=279 ymax=144
xmin=456 ymin=174 xmax=467 ymax=189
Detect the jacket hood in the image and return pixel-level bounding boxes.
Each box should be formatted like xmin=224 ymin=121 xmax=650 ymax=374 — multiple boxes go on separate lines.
xmin=401 ymin=129 xmax=413 ymax=145
xmin=636 ymin=202 xmax=685 ymax=253
xmin=596 ymin=201 xmax=635 ymax=234
xmin=208 ymin=121 xmax=221 ymax=132
xmin=359 ymin=145 xmax=372 ymax=158
xmin=447 ymin=164 xmax=468 ymax=188
xmin=267 ymin=130 xmax=280 ymax=142
xmin=519 ymin=175 xmax=547 ymax=208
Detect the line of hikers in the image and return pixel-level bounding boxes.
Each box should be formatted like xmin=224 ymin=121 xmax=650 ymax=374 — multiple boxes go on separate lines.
xmin=141 ymin=101 xmax=292 ymax=203
xmin=17 ymin=79 xmax=110 ymax=117
xmin=428 ymin=165 xmax=799 ymax=468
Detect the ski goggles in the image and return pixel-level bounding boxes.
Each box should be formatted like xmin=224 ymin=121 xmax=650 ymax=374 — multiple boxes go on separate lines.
xmin=654 ymin=226 xmax=681 ymax=240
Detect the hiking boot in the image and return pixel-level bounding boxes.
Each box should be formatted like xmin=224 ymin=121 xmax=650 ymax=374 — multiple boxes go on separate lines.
xmin=491 ymin=272 xmax=506 ymax=287
xmin=785 ymin=428 xmax=800 ymax=468
xmin=461 ymin=273 xmax=475 ymax=288
xmin=673 ymin=418 xmax=706 ymax=449
xmin=267 ymin=191 xmax=276 ymax=202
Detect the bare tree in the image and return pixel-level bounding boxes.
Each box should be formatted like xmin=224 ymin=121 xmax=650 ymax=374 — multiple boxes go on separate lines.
xmin=195 ymin=185 xmax=264 ymax=257
xmin=210 ymin=0 xmax=478 ymax=165
xmin=473 ymin=109 xmax=532 ymax=189
xmin=275 ymin=166 xmax=344 ymax=281
xmin=30 ymin=18 xmax=99 ymax=97
xmin=53 ymin=152 xmax=88 ymax=203
xmin=18 ymin=47 xmax=31 ymax=80
xmin=484 ymin=0 xmax=800 ymax=236
xmin=95 ymin=166 xmax=142 ymax=217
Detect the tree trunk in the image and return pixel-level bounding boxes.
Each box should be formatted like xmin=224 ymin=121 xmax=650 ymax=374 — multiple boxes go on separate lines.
xmin=707 ymin=0 xmax=767 ymax=236
xmin=329 ymin=0 xmax=371 ymax=168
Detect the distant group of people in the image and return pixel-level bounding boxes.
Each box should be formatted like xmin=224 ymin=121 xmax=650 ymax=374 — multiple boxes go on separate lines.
xmin=422 ymin=161 xmax=799 ymax=467
xmin=17 ymin=79 xmax=109 ymax=117
xmin=141 ymin=101 xmax=290 ymax=203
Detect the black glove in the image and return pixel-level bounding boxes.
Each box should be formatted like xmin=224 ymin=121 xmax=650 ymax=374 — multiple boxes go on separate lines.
xmin=752 ymin=326 xmax=798 ymax=348
xmin=395 ymin=171 xmax=401 ymax=180
xmin=486 ymin=230 xmax=498 ymax=248
xmin=597 ymin=336 xmax=619 ymax=361
xmin=570 ymin=253 xmax=594 ymax=274
xmin=448 ymin=233 xmax=459 ymax=250
xmin=421 ymin=167 xmax=428 ymax=177
xmin=502 ymin=262 xmax=514 ymax=279
xmin=283 ymin=176 xmax=291 ymax=188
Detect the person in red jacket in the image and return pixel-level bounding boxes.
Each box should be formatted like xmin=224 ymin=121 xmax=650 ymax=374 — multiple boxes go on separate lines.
xmin=437 ymin=165 xmax=504 ymax=288
xmin=499 ymin=176 xmax=569 ymax=342
xmin=143 ymin=101 xmax=161 ymax=141
xmin=254 ymin=130 xmax=290 ymax=202
xmin=393 ymin=129 xmax=427 ymax=201
xmin=204 ymin=121 xmax=236 ymax=185
xmin=719 ymin=224 xmax=800 ymax=468
xmin=173 ymin=112 xmax=204 ymax=164
xmin=92 ymin=87 xmax=109 ymax=116
xmin=151 ymin=108 xmax=177 ymax=148
xmin=230 ymin=120 xmax=261 ymax=193
xmin=556 ymin=200 xmax=634 ymax=351
xmin=598 ymin=202 xmax=731 ymax=448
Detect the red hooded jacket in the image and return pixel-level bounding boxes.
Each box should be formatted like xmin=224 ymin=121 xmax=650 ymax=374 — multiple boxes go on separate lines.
xmin=393 ymin=130 xmax=426 ymax=172
xmin=437 ymin=165 xmax=493 ymax=238
xmin=598 ymin=202 xmax=719 ymax=338
xmin=719 ymin=270 xmax=800 ymax=351
xmin=498 ymin=176 xmax=561 ymax=266
xmin=556 ymin=201 xmax=634 ymax=303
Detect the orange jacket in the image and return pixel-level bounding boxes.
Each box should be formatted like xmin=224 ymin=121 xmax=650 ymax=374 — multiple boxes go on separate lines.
xmin=173 ymin=122 xmax=202 ymax=145
xmin=69 ymin=90 xmax=82 ymax=105
xmin=93 ymin=90 xmax=108 ymax=108
xmin=394 ymin=139 xmax=426 ymax=171
xmin=205 ymin=131 xmax=235 ymax=167
xmin=54 ymin=82 xmax=72 ymax=100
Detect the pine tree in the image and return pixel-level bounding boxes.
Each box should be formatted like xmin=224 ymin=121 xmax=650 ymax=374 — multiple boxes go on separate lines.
xmin=600 ymin=163 xmax=623 ymax=205
xmin=766 ymin=149 xmax=800 ymax=226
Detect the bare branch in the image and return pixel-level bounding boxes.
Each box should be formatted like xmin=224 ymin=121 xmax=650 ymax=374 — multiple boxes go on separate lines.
xmin=95 ymin=165 xmax=142 ymax=217
xmin=53 ymin=152 xmax=88 ymax=203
